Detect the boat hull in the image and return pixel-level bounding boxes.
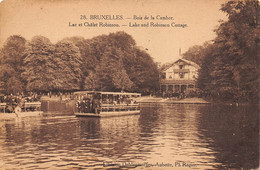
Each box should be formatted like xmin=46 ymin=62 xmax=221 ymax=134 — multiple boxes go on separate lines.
xmin=75 ymin=110 xmax=140 ymax=118
xmin=0 ymin=111 xmax=43 ymax=119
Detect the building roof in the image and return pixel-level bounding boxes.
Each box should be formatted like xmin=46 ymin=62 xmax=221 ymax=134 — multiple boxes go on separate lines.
xmin=162 ymin=58 xmax=200 ymax=71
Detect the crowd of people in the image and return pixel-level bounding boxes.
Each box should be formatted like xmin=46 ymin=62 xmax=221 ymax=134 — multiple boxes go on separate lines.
xmin=102 ymin=96 xmax=136 ymax=105
xmin=161 ymin=90 xmax=199 ymax=99
xmin=75 ymin=94 xmax=138 ymax=114
xmin=0 ymin=93 xmax=41 ymax=113
xmin=76 ymin=98 xmax=100 ymax=114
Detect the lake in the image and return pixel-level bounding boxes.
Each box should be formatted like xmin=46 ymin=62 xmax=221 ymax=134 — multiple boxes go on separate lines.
xmin=0 ymin=104 xmax=258 ymax=169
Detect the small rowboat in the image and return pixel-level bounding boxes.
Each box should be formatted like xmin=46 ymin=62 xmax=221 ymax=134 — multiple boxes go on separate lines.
xmin=0 ymin=102 xmax=43 ymax=119
xmin=0 ymin=111 xmax=43 ymax=119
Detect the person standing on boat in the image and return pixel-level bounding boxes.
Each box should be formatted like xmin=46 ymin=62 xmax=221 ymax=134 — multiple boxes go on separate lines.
xmin=91 ymin=99 xmax=95 ymax=114
xmin=92 ymin=98 xmax=100 ymax=114
xmin=86 ymin=98 xmax=91 ymax=113
xmin=76 ymin=100 xmax=78 ymax=112
xmin=77 ymin=100 xmax=82 ymax=113
xmin=79 ymin=100 xmax=85 ymax=113
xmin=82 ymin=100 xmax=87 ymax=113
xmin=96 ymin=99 xmax=101 ymax=114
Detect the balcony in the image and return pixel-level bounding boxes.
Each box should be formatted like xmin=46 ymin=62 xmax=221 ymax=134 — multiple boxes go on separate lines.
xmin=173 ymin=69 xmax=189 ymax=73
xmin=160 ymin=79 xmax=196 ymax=85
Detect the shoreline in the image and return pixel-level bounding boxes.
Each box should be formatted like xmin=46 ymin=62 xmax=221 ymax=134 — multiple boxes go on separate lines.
xmin=39 ymin=95 xmax=257 ymax=106
xmin=136 ymin=96 xmax=258 ymax=106
xmin=136 ymin=96 xmax=210 ymax=104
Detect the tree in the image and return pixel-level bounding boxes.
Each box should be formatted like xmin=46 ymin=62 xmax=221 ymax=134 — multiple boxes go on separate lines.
xmin=0 ymin=35 xmax=27 ymax=94
xmin=112 ymin=62 xmax=133 ymax=91
xmin=63 ymin=36 xmax=98 ymax=89
xmin=23 ymin=36 xmax=53 ymax=91
xmin=182 ymin=41 xmax=213 ymax=66
xmin=122 ymin=47 xmax=159 ymax=93
xmin=83 ymin=31 xmax=159 ymax=93
xmin=84 ymin=71 xmax=98 ymax=91
xmin=54 ymin=40 xmax=82 ymax=91
xmin=107 ymin=31 xmax=136 ymax=51
xmin=196 ymin=45 xmax=216 ymax=98
xmin=198 ymin=0 xmax=259 ymax=102
xmin=0 ymin=31 xmax=159 ymax=94
xmin=88 ymin=48 xmax=133 ymax=91
xmin=22 ymin=36 xmax=56 ymax=92
xmin=22 ymin=36 xmax=83 ymax=92
xmin=0 ymin=64 xmax=24 ymax=94
xmin=0 ymin=35 xmax=27 ymax=69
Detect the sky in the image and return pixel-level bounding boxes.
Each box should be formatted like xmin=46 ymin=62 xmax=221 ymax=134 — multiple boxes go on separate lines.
xmin=0 ymin=0 xmax=228 ymax=64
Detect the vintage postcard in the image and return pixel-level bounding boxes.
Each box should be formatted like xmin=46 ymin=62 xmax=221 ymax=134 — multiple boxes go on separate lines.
xmin=0 ymin=0 xmax=258 ymax=169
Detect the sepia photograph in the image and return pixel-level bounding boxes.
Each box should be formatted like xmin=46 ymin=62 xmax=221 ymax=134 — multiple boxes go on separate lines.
xmin=0 ymin=0 xmax=259 ymax=169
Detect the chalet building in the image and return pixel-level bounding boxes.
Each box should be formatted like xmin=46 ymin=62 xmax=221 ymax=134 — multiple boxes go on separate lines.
xmin=160 ymin=58 xmax=200 ymax=95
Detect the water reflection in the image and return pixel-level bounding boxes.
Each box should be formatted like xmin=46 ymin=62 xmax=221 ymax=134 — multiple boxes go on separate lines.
xmin=0 ymin=104 xmax=258 ymax=169
xmin=78 ymin=116 xmax=142 ymax=161
xmin=198 ymin=104 xmax=259 ymax=169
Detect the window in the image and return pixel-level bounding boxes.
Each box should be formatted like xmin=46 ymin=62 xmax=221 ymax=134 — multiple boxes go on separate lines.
xmin=174 ymin=85 xmax=180 ymax=92
xmin=169 ymin=75 xmax=172 ymax=79
xmin=168 ymin=85 xmax=173 ymax=91
xmin=161 ymin=73 xmax=166 ymax=79
xmin=179 ymin=72 xmax=184 ymax=78
xmin=179 ymin=65 xmax=183 ymax=69
xmin=161 ymin=85 xmax=166 ymax=92
xmin=188 ymin=85 xmax=194 ymax=88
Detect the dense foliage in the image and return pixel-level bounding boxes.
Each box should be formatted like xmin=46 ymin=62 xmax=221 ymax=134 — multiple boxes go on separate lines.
xmin=195 ymin=0 xmax=259 ymax=103
xmin=0 ymin=31 xmax=159 ymax=94
xmin=0 ymin=35 xmax=26 ymax=94
xmin=182 ymin=41 xmax=213 ymax=66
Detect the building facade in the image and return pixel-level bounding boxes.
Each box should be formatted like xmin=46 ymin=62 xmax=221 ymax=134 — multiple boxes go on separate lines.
xmin=160 ymin=58 xmax=200 ymax=95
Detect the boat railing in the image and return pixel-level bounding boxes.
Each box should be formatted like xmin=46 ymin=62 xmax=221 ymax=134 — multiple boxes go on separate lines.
xmin=100 ymin=103 xmax=139 ymax=112
xmin=0 ymin=103 xmax=7 ymax=113
xmin=23 ymin=102 xmax=41 ymax=111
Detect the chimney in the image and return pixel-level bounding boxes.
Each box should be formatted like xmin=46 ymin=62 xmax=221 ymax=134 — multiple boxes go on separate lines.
xmin=179 ymin=48 xmax=181 ymax=57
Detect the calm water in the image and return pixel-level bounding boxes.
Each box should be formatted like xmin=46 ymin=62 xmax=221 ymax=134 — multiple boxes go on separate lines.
xmin=0 ymin=104 xmax=258 ymax=169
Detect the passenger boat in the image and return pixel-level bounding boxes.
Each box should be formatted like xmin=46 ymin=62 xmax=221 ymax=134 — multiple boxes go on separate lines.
xmin=74 ymin=91 xmax=141 ymax=118
xmin=0 ymin=101 xmax=43 ymax=119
